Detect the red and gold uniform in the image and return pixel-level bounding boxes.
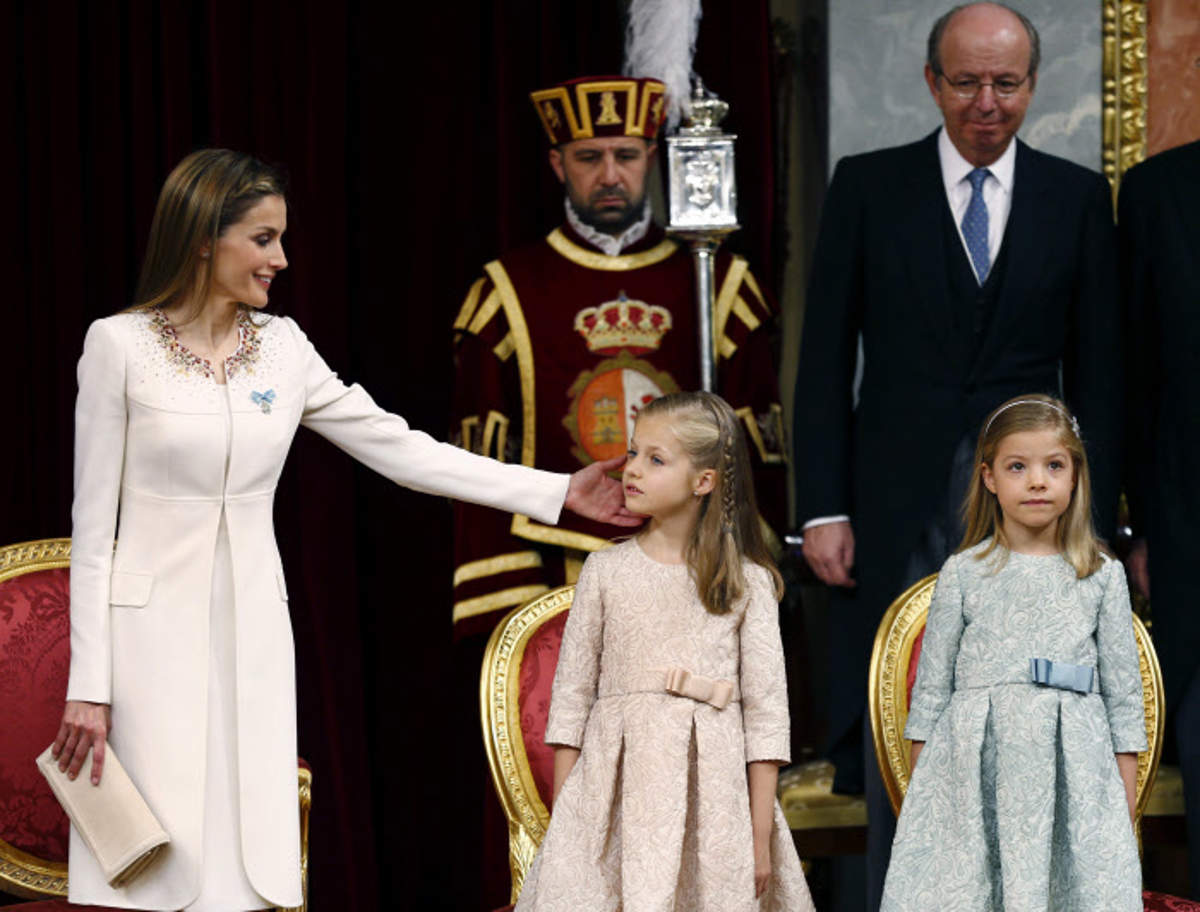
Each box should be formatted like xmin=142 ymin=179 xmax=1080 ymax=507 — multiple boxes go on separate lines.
xmin=451 ymin=221 xmax=786 ymax=634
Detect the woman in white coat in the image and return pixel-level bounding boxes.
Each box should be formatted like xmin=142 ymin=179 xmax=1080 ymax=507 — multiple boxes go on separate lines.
xmin=50 ymin=149 xmax=637 ymax=911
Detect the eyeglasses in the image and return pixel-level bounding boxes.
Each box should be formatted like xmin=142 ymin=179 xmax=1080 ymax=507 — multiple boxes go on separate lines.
xmin=937 ymin=73 xmax=1031 ymax=99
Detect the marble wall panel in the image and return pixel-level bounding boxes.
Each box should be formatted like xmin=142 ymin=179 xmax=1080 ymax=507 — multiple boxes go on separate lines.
xmin=1147 ymin=0 xmax=1200 ymax=155
xmin=829 ymin=0 xmax=1102 ymax=173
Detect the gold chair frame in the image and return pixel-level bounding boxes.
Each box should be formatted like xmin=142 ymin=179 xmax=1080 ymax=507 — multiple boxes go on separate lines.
xmin=868 ymin=572 xmax=1164 ymax=821
xmin=480 ymin=585 xmax=574 ymax=904
xmin=0 ymin=539 xmax=311 ymax=911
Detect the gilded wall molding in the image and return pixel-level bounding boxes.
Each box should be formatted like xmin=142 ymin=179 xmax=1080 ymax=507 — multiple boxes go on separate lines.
xmin=1102 ymin=0 xmax=1149 ymax=193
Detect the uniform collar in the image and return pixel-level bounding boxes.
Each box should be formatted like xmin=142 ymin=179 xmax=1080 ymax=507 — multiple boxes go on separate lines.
xmin=563 ymin=197 xmax=652 ymax=256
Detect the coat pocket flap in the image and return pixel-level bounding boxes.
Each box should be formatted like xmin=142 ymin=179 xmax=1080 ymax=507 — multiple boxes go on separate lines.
xmin=276 ymin=569 xmax=289 ymax=602
xmin=110 ymin=571 xmax=154 ymax=607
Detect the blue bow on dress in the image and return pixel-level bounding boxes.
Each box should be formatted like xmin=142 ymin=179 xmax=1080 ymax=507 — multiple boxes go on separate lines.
xmin=250 ymin=389 xmax=276 ymax=414
xmin=1030 ymin=658 xmax=1096 ymax=694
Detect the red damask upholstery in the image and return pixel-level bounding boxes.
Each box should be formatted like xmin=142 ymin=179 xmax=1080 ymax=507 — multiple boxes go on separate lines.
xmin=904 ymin=628 xmax=924 ymax=708
xmin=515 ymin=612 xmax=569 ymax=811
xmin=0 ymin=541 xmax=311 ymax=912
xmin=1143 ymin=891 xmax=1200 ymax=910
xmin=0 ymin=564 xmax=72 ymax=866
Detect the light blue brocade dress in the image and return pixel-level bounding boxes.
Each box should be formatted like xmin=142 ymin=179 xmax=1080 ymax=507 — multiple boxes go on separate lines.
xmin=881 ymin=543 xmax=1146 ymax=912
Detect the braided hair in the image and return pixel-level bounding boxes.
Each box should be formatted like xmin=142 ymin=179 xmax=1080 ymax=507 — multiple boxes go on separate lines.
xmin=638 ymin=391 xmax=783 ymax=614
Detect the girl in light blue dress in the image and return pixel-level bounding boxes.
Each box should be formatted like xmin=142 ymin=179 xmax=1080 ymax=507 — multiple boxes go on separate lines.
xmin=881 ymin=394 xmax=1145 ymax=912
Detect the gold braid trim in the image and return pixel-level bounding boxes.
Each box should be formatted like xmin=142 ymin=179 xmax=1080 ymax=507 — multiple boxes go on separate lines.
xmin=454 ymin=278 xmax=486 ymax=331
xmin=467 ymin=288 xmax=503 ymax=335
xmin=714 ymin=256 xmax=749 ymax=359
xmin=454 ymin=584 xmax=550 ymax=623
xmin=545 ymin=228 xmax=677 ymax=271
xmin=454 ymin=551 xmax=544 ymax=588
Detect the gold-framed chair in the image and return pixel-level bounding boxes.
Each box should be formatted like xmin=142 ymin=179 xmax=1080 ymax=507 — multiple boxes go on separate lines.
xmin=868 ymin=571 xmax=1200 ymax=912
xmin=0 ymin=539 xmax=311 ymax=911
xmin=479 ymin=585 xmax=574 ymax=906
xmin=868 ymin=572 xmax=1163 ymax=820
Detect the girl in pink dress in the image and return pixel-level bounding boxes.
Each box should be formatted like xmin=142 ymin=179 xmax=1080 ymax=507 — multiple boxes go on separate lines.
xmin=516 ymin=391 xmax=814 ymax=911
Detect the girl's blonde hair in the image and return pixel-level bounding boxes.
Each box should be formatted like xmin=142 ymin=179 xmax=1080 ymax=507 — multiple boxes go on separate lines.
xmin=959 ymin=393 xmax=1102 ymax=577
xmin=128 ymin=149 xmax=286 ymax=321
xmin=638 ymin=391 xmax=784 ymax=613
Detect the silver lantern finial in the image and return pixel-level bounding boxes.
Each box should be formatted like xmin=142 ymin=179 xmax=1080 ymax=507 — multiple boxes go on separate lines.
xmin=667 ymin=79 xmax=740 ymax=391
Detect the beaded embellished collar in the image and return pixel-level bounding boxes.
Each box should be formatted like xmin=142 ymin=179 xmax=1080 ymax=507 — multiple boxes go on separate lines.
xmin=149 ymin=307 xmax=261 ymax=380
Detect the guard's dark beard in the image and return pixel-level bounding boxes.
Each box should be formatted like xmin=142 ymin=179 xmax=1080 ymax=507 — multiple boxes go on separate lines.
xmin=573 ymin=196 xmax=647 ymax=236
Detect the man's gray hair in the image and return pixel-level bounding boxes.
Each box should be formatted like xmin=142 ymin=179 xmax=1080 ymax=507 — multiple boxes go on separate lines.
xmin=926 ymin=3 xmax=1041 ymax=77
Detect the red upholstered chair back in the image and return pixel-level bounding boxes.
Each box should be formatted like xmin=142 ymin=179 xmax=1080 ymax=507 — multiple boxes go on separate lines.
xmin=0 ymin=539 xmax=73 ymax=898
xmin=480 ymin=586 xmax=574 ymax=905
xmin=0 ymin=539 xmax=313 ymax=912
xmin=515 ymin=611 xmax=568 ymax=812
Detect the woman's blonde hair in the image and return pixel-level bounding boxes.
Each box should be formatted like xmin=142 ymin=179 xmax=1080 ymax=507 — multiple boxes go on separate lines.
xmin=959 ymin=393 xmax=1102 ymax=577
xmin=638 ymin=391 xmax=783 ymax=614
xmin=128 ymin=149 xmax=286 ymax=320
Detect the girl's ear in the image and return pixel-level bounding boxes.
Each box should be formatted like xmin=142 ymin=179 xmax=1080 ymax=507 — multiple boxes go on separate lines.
xmin=693 ymin=468 xmax=716 ymax=496
xmin=980 ymin=462 xmax=997 ymax=494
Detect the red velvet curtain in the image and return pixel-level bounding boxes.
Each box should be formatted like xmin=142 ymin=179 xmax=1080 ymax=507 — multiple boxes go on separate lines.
xmin=2 ymin=2 xmax=778 ymax=908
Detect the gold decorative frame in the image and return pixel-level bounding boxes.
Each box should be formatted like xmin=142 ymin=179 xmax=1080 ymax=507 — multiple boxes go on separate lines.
xmin=279 ymin=765 xmax=313 ymax=912
xmin=480 ymin=585 xmax=575 ymax=903
xmin=0 ymin=538 xmax=72 ymax=899
xmin=1101 ymin=0 xmax=1149 ymax=194
xmin=869 ymin=572 xmax=1165 ymax=823
xmin=0 ymin=538 xmax=311 ymax=910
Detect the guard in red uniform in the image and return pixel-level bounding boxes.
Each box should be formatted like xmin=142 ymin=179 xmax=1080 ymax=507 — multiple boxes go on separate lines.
xmin=451 ymin=75 xmax=787 ymax=637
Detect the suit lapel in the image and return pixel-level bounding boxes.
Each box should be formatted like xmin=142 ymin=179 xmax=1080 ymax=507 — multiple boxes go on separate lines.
xmin=971 ymin=140 xmax=1059 ymax=375
xmin=898 ymin=132 xmax=956 ymax=345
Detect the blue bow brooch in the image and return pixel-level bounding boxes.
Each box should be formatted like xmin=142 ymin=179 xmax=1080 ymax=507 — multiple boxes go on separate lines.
xmin=250 ymin=389 xmax=276 ymax=414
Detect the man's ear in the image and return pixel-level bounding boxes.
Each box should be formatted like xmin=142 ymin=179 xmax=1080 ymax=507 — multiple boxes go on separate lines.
xmin=548 ymin=147 xmax=566 ymax=184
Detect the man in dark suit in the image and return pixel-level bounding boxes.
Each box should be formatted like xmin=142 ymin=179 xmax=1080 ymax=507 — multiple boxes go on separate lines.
xmin=793 ymin=3 xmax=1120 ymax=907
xmin=1120 ymin=138 xmax=1200 ymax=898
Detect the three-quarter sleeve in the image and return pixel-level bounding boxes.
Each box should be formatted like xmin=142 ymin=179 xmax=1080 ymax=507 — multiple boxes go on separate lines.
xmin=67 ymin=320 xmax=128 ymax=704
xmin=544 ymin=556 xmax=605 ymax=748
xmin=904 ymin=555 xmax=965 ymax=741
xmin=739 ymin=565 xmax=790 ymax=764
xmin=1095 ymin=558 xmax=1148 ymax=753
xmin=287 ymin=317 xmax=568 ymax=524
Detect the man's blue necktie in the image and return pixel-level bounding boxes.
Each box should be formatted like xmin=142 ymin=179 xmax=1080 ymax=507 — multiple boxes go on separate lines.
xmin=962 ymin=167 xmax=991 ymax=283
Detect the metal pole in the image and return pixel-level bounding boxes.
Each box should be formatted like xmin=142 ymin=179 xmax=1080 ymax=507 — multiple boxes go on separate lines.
xmin=691 ymin=239 xmax=717 ymax=391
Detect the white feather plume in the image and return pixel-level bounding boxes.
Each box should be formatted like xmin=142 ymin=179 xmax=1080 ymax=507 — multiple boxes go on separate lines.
xmin=624 ymin=0 xmax=702 ymax=131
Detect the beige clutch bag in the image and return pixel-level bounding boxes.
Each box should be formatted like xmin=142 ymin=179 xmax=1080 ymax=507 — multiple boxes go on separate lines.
xmin=36 ymin=744 xmax=170 ymax=887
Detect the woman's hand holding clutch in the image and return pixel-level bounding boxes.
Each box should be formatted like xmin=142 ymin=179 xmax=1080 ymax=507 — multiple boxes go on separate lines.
xmin=53 ymin=700 xmax=111 ymax=785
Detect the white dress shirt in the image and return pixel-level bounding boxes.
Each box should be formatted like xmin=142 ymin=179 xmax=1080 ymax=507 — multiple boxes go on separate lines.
xmin=938 ymin=126 xmax=1016 ymax=284
xmin=802 ymin=129 xmax=1018 ymax=532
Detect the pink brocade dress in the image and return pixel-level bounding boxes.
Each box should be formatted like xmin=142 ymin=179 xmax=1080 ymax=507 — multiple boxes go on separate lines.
xmin=514 ymin=540 xmax=815 ymax=912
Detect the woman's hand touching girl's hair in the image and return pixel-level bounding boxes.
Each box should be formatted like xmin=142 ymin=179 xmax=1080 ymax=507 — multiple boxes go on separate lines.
xmin=53 ymin=700 xmax=111 ymax=785
xmin=565 ymin=454 xmax=645 ymax=527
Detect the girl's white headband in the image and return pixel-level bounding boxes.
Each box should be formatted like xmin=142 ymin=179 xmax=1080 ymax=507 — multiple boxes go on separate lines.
xmin=982 ymin=399 xmax=1081 ymax=438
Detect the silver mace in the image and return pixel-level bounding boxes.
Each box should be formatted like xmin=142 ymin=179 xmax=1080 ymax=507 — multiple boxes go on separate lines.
xmin=666 ymin=78 xmax=740 ymax=392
